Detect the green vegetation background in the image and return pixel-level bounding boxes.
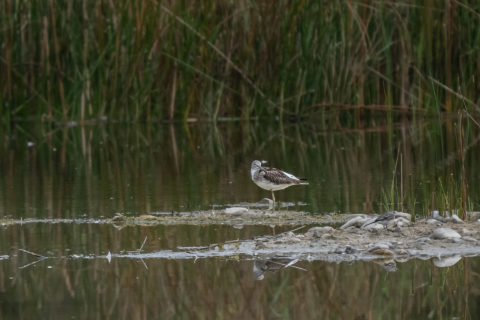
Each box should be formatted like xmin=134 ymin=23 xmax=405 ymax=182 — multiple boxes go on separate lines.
xmin=1 ymin=1 xmax=480 ymax=122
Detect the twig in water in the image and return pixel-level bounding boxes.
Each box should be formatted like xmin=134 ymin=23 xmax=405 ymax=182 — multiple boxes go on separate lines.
xmin=139 ymin=258 xmax=149 ymax=270
xmin=138 ymin=236 xmax=147 ymax=252
xmin=18 ymin=249 xmax=46 ymax=258
xmin=19 ymin=257 xmax=48 ymax=270
xmin=18 ymin=249 xmax=48 ymax=269
xmin=271 ymin=259 xmax=308 ymax=272
xmin=281 ymin=225 xmax=306 ymax=235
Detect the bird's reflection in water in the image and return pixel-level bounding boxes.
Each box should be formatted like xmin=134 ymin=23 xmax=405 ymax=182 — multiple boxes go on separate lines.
xmin=253 ymin=257 xmax=304 ymax=280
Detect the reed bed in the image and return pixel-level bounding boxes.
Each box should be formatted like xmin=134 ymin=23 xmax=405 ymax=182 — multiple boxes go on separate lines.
xmin=1 ymin=0 xmax=480 ymax=122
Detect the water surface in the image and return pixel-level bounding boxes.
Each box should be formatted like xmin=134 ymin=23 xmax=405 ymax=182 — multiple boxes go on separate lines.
xmin=0 ymin=119 xmax=479 ymax=318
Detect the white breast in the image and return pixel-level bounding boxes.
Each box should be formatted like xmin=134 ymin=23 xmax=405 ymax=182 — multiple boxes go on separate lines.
xmin=254 ymin=180 xmax=291 ymax=191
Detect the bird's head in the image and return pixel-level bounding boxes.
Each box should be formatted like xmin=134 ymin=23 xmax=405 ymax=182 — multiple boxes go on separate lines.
xmin=251 ymin=160 xmax=262 ymax=170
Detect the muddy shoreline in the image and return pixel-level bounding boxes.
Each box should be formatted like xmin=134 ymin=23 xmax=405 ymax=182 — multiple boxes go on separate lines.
xmin=2 ymin=209 xmax=479 ymax=269
xmin=109 ymin=219 xmax=480 ymax=269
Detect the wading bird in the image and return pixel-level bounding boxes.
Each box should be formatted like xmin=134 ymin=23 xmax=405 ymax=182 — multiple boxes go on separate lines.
xmin=250 ymin=160 xmax=308 ymax=209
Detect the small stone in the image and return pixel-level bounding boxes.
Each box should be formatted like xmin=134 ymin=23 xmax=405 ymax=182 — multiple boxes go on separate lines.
xmin=225 ymin=207 xmax=248 ymax=215
xmin=363 ymin=223 xmax=385 ymax=231
xmin=321 ymin=233 xmax=336 ymax=240
xmin=393 ymin=212 xmax=412 ymax=221
xmin=462 ymin=236 xmax=477 ymax=242
xmin=426 ymin=218 xmax=443 ymax=225
xmin=258 ymin=198 xmax=273 ymax=206
xmin=433 ymin=255 xmax=462 ymax=268
xmin=431 ymin=228 xmax=461 ymax=240
xmin=139 ymin=214 xmax=156 ymax=220
xmin=395 ymin=249 xmax=408 ymax=256
xmin=334 ymin=247 xmax=344 ymax=254
xmin=466 ymin=211 xmax=480 ymax=221
xmin=112 ymin=213 xmax=126 ymax=221
xmin=305 ymin=226 xmax=334 ymax=238
xmin=450 ymin=214 xmax=464 ymax=224
xmin=393 ymin=217 xmax=411 ymax=227
xmin=344 ymin=246 xmax=357 ymax=254
xmin=416 ymin=237 xmax=431 ymax=243
xmin=369 ymin=248 xmax=394 ymax=256
xmin=368 ymin=242 xmax=392 ymax=251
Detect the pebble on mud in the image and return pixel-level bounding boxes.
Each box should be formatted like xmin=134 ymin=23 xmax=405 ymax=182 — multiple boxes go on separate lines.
xmin=225 ymin=207 xmax=248 ymax=215
xmin=461 ymin=228 xmax=474 ymax=235
xmin=368 ymin=242 xmax=392 ymax=250
xmin=305 ymin=226 xmax=334 ymax=238
xmin=433 ymin=255 xmax=462 ymax=268
xmin=426 ymin=218 xmax=443 ymax=225
xmin=392 ymin=217 xmax=411 ymax=228
xmin=466 ymin=211 xmax=480 ymax=221
xmin=369 ymin=248 xmax=395 ymax=256
xmin=416 ymin=237 xmax=431 ymax=243
xmin=450 ymin=214 xmax=464 ymax=224
xmin=462 ymin=236 xmax=477 ymax=242
xmin=138 ymin=214 xmax=157 ymax=220
xmin=362 ymin=223 xmax=385 ymax=231
xmin=394 ymin=212 xmax=412 ymax=221
xmin=431 ymin=228 xmax=461 ymax=240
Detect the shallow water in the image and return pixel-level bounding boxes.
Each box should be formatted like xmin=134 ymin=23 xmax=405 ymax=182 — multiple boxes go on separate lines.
xmin=1 ymin=120 xmax=479 ymax=318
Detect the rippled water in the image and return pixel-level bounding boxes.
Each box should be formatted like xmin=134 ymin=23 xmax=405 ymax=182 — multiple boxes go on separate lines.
xmin=0 ymin=120 xmax=479 ymax=318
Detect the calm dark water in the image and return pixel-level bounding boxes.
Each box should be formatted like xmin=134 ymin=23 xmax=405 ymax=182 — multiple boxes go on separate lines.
xmin=0 ymin=119 xmax=479 ymax=318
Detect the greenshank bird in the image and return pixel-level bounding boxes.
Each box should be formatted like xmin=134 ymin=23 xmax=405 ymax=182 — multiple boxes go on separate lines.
xmin=250 ymin=160 xmax=308 ymax=209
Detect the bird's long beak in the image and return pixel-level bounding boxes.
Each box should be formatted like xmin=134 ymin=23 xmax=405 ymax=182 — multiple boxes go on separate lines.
xmin=261 ymin=160 xmax=268 ymax=164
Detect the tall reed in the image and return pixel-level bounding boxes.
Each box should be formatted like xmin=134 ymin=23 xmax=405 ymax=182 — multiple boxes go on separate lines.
xmin=1 ymin=1 xmax=480 ymax=122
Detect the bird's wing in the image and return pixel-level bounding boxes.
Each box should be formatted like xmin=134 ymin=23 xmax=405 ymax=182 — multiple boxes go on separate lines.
xmin=263 ymin=168 xmax=300 ymax=185
xmin=281 ymin=170 xmax=300 ymax=180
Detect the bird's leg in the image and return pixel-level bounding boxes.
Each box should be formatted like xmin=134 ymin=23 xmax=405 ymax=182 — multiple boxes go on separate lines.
xmin=271 ymin=191 xmax=275 ymax=210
